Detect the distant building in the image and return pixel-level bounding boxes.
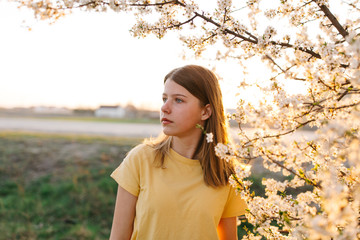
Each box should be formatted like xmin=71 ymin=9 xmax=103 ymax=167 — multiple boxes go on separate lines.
xmin=95 ymin=105 xmax=126 ymax=118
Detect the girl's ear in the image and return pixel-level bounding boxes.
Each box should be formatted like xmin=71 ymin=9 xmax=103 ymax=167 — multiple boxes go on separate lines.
xmin=201 ymin=104 xmax=212 ymax=121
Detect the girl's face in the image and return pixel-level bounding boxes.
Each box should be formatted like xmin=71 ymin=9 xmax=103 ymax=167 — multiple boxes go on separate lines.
xmin=161 ymin=79 xmax=210 ymax=139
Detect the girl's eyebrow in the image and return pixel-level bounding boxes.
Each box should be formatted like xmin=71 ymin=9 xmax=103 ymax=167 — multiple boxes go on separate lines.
xmin=162 ymin=93 xmax=188 ymax=98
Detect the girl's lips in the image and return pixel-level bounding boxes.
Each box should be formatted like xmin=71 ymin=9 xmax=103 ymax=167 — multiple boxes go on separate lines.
xmin=161 ymin=118 xmax=173 ymax=124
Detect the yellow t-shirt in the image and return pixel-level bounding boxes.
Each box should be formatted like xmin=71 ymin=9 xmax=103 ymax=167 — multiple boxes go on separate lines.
xmin=111 ymin=144 xmax=247 ymax=240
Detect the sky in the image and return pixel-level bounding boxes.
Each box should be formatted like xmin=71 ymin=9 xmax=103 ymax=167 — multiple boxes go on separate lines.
xmin=0 ymin=1 xmax=303 ymax=111
xmin=0 ymin=1 xmax=272 ymax=111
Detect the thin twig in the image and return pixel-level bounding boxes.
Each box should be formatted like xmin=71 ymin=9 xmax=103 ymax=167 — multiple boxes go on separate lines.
xmin=264 ymin=152 xmax=321 ymax=189
xmin=245 ymin=119 xmax=315 ymax=145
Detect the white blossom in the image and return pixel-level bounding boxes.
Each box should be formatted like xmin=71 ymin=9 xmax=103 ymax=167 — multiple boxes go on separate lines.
xmin=206 ymin=132 xmax=213 ymax=143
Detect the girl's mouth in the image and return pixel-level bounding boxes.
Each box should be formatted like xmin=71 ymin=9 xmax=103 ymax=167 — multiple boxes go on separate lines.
xmin=161 ymin=118 xmax=173 ymax=124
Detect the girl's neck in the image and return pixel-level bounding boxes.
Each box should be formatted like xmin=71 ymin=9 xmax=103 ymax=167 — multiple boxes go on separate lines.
xmin=171 ymin=134 xmax=201 ymax=159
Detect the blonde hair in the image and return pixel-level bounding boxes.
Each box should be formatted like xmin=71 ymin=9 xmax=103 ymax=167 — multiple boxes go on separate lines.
xmin=146 ymin=65 xmax=234 ymax=188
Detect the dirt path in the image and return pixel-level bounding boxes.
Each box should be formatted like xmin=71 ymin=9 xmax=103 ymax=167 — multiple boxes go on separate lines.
xmin=0 ymin=117 xmax=162 ymax=138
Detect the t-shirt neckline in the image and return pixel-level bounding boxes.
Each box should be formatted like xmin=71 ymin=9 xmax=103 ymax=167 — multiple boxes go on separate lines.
xmin=169 ymin=148 xmax=200 ymax=166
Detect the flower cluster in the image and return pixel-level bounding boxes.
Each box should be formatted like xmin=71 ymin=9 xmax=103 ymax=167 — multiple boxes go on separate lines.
xmin=206 ymin=132 xmax=213 ymax=143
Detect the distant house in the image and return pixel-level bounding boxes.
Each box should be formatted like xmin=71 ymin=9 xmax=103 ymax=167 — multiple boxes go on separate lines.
xmin=95 ymin=105 xmax=126 ymax=118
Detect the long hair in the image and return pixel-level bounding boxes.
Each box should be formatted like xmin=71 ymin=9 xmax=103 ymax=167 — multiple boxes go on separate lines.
xmin=146 ymin=65 xmax=234 ymax=188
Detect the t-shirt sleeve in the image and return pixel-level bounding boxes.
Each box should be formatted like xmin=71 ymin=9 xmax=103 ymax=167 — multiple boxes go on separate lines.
xmin=221 ymin=186 xmax=247 ymax=218
xmin=110 ymin=145 xmax=142 ymax=197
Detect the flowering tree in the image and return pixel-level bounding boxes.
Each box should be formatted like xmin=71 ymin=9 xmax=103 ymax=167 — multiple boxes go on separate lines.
xmin=12 ymin=0 xmax=360 ymax=239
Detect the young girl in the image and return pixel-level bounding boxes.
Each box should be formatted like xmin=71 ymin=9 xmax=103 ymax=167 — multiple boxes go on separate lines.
xmin=109 ymin=65 xmax=247 ymax=240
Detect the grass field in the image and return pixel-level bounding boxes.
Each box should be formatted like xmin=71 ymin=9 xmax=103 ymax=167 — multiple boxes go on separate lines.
xmin=0 ymin=131 xmax=255 ymax=239
xmin=0 ymin=131 xmax=141 ymax=240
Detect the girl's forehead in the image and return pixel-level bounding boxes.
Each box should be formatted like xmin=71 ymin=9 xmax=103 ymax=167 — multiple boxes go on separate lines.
xmin=164 ymin=79 xmax=188 ymax=93
xmin=163 ymin=79 xmax=201 ymax=101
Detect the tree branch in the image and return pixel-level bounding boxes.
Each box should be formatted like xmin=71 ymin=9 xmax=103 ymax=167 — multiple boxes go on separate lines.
xmin=264 ymin=153 xmax=321 ymax=189
xmin=264 ymin=55 xmax=306 ymax=81
xmin=317 ymin=2 xmax=349 ymax=38
xmin=264 ymin=54 xmax=286 ymax=73
xmin=28 ymin=0 xmax=351 ymax=69
xmin=193 ymin=9 xmax=333 ymax=63
xmin=271 ymin=41 xmax=321 ymax=59
xmin=45 ymin=0 xmax=178 ymax=10
xmin=245 ymin=119 xmax=315 ymax=145
xmin=342 ymin=1 xmax=360 ymax=11
xmin=149 ymin=14 xmax=197 ymax=32
xmin=329 ymin=101 xmax=360 ymax=110
xmin=193 ymin=12 xmax=258 ymax=43
xmin=337 ymin=90 xmax=349 ymax=101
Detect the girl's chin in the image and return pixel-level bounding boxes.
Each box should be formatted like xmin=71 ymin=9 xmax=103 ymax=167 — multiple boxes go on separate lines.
xmin=162 ymin=130 xmax=174 ymax=136
xmin=162 ymin=128 xmax=177 ymax=137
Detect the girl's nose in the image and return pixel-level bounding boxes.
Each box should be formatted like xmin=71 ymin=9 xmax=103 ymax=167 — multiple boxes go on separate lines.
xmin=161 ymin=100 xmax=171 ymax=114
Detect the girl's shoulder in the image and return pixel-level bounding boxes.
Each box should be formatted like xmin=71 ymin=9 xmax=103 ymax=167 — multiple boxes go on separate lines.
xmin=126 ymin=143 xmax=156 ymax=160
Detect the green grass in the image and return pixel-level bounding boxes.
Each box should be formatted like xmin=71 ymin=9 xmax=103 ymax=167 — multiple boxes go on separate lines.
xmin=0 ymin=131 xmax=256 ymax=239
xmin=0 ymin=131 xmax=141 ymax=240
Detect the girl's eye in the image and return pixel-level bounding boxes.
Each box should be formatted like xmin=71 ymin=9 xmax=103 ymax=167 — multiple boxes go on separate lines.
xmin=175 ymin=98 xmax=183 ymax=103
xmin=162 ymin=97 xmax=167 ymax=103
